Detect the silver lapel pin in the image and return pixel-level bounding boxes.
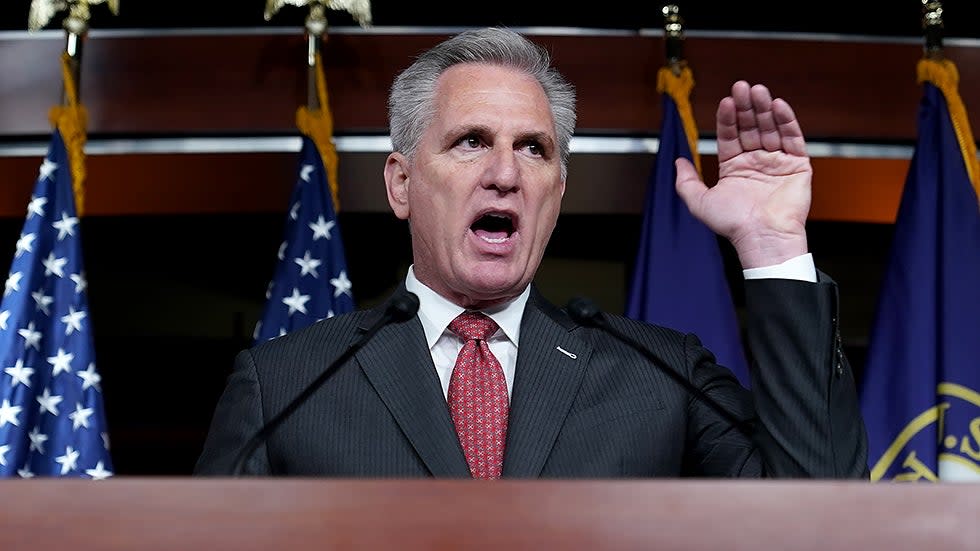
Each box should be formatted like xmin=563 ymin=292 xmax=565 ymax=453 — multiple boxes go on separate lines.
xmin=556 ymin=346 xmax=577 ymax=359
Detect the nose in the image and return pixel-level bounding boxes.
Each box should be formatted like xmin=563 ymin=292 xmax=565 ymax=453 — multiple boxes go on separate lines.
xmin=482 ymin=147 xmax=520 ymax=193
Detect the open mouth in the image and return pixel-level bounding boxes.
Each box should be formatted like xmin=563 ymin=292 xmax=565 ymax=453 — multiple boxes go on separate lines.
xmin=470 ymin=211 xmax=516 ymax=244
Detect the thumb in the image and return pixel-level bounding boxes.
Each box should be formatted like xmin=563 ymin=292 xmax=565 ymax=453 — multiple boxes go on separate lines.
xmin=674 ymin=157 xmax=707 ymax=218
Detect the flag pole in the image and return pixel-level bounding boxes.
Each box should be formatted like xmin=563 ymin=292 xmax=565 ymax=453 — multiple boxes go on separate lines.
xmin=658 ymin=5 xmax=700 ymax=175
xmin=264 ymin=0 xmax=373 ymax=211
xmin=662 ymin=4 xmax=685 ymax=76
xmin=62 ymin=7 xmax=86 ymax=101
xmin=306 ymin=4 xmax=326 ymax=112
xmin=922 ymin=0 xmax=944 ymax=60
xmin=28 ymin=0 xmax=119 ymax=215
xmin=916 ymin=0 xmax=979 ymax=191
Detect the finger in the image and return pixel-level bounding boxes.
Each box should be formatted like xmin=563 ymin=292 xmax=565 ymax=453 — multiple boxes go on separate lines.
xmin=715 ymin=96 xmax=742 ymax=163
xmin=732 ymin=80 xmax=762 ymax=152
xmin=674 ymin=157 xmax=708 ymax=219
xmin=772 ymin=98 xmax=808 ymax=157
xmin=751 ymin=84 xmax=782 ymax=152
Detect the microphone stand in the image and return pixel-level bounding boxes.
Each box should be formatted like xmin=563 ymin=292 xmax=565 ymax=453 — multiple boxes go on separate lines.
xmin=230 ymin=291 xmax=419 ymax=476
xmin=566 ymin=297 xmax=762 ymax=454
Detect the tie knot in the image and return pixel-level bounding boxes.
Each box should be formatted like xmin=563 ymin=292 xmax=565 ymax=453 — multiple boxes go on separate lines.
xmin=449 ymin=312 xmax=499 ymax=341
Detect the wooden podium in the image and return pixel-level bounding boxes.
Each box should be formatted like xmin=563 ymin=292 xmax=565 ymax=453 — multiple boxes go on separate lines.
xmin=1 ymin=479 xmax=977 ymax=550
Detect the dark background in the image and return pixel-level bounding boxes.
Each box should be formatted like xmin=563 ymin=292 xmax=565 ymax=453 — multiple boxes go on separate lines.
xmin=0 ymin=1 xmax=969 ymax=474
xmin=1 ymin=1 xmax=976 ymax=37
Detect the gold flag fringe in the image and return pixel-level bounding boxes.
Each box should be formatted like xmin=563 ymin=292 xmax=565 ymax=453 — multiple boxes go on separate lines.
xmin=656 ymin=66 xmax=701 ymax=177
xmin=296 ymin=51 xmax=341 ymax=211
xmin=917 ymin=58 xmax=980 ymax=199
xmin=47 ymin=52 xmax=87 ymax=216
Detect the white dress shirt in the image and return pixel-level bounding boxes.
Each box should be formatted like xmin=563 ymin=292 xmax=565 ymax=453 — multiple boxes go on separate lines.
xmin=405 ymin=253 xmax=816 ymax=400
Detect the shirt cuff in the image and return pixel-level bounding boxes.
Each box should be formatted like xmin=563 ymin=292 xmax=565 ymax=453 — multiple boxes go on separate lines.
xmin=742 ymin=253 xmax=817 ymax=282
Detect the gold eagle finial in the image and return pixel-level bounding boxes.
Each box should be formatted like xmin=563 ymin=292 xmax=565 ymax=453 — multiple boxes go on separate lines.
xmin=264 ymin=0 xmax=372 ymax=27
xmin=29 ymin=0 xmax=120 ymax=32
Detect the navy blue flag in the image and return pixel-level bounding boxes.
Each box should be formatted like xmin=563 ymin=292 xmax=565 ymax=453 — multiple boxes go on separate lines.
xmin=0 ymin=130 xmax=113 ymax=478
xmin=861 ymin=61 xmax=980 ymax=482
xmin=254 ymin=136 xmax=354 ymax=342
xmin=625 ymin=73 xmax=749 ymax=386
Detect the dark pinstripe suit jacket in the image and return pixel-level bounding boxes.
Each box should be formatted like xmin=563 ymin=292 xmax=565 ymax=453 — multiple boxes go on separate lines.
xmin=195 ymin=274 xmax=869 ymax=478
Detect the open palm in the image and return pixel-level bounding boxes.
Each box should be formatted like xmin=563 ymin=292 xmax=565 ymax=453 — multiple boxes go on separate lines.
xmin=676 ymin=81 xmax=813 ymax=269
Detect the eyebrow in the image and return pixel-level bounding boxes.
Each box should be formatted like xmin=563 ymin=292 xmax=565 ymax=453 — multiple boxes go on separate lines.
xmin=443 ymin=124 xmax=556 ymax=152
xmin=517 ymin=131 xmax=556 ymax=152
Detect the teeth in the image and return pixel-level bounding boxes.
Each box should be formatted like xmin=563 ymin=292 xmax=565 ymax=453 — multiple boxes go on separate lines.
xmin=480 ymin=235 xmax=508 ymax=244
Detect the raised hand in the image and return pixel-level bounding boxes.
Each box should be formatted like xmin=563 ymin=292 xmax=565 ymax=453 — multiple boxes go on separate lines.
xmin=675 ymin=81 xmax=812 ymax=269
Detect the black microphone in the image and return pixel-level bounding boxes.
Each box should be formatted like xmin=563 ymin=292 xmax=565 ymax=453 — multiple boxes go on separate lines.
xmin=565 ymin=297 xmax=758 ymax=443
xmin=230 ymin=290 xmax=420 ymax=476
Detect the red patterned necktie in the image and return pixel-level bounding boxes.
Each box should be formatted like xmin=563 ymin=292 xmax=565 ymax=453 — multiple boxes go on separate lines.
xmin=447 ymin=311 xmax=509 ymax=479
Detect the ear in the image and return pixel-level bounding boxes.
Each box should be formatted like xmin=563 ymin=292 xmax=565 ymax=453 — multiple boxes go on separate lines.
xmin=384 ymin=152 xmax=411 ymax=220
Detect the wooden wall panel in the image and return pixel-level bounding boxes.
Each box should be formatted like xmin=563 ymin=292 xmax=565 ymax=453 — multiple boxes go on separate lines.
xmin=0 ymin=30 xmax=970 ymax=221
xmin=1 ymin=30 xmax=979 ymax=138
xmin=0 ymin=152 xmax=906 ymax=222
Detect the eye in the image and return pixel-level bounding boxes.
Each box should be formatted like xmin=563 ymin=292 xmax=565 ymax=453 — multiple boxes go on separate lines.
xmin=520 ymin=140 xmax=546 ymax=158
xmin=457 ymin=134 xmax=483 ymax=150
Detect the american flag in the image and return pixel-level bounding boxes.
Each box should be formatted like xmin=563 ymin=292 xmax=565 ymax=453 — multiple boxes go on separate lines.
xmin=254 ymin=136 xmax=354 ymax=342
xmin=0 ymin=130 xmax=113 ymax=478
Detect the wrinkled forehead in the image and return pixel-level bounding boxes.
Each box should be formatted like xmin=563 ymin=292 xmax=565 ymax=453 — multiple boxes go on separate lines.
xmin=429 ymin=63 xmax=556 ymax=135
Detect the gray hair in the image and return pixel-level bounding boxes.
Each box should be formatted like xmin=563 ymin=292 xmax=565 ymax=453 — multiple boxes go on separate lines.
xmin=387 ymin=27 xmax=577 ymax=180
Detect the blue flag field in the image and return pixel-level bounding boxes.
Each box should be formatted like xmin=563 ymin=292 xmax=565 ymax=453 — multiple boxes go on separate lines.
xmin=861 ymin=59 xmax=980 ymax=482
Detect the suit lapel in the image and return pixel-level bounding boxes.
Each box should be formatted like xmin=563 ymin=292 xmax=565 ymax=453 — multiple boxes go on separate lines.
xmin=502 ymin=290 xmax=592 ymax=477
xmin=356 ymin=300 xmax=470 ymax=477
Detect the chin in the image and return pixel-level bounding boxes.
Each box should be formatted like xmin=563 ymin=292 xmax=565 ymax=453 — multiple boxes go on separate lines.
xmin=461 ymin=269 xmax=527 ymax=302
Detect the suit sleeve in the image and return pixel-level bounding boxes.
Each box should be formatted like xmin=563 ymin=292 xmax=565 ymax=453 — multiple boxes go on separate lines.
xmin=193 ymin=349 xmax=271 ymax=476
xmin=739 ymin=271 xmax=869 ymax=478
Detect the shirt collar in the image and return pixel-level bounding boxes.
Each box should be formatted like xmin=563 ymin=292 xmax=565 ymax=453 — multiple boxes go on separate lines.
xmin=405 ymin=265 xmax=529 ymax=349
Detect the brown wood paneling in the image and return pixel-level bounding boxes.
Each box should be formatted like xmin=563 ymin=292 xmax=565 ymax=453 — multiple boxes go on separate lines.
xmin=0 ymin=479 xmax=978 ymax=550
xmin=0 ymin=153 xmax=296 ymax=216
xmin=2 ymin=31 xmax=979 ymax=139
xmin=0 ymin=152 xmax=906 ymax=222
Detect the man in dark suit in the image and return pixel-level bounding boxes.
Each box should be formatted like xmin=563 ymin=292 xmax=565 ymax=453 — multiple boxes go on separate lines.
xmin=195 ymin=27 xmax=868 ymax=478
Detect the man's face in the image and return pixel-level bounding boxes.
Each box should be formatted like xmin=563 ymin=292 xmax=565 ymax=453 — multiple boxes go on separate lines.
xmin=385 ymin=63 xmax=565 ymax=308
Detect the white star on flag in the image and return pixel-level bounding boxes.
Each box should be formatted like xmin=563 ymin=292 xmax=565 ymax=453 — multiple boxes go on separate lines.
xmin=52 ymin=212 xmax=79 ymax=240
xmin=299 ymin=164 xmax=314 ymax=182
xmin=69 ymin=403 xmax=94 ymax=430
xmin=282 ymin=288 xmax=311 ymax=316
xmin=15 ymin=233 xmax=35 ymax=258
xmin=4 ymin=272 xmax=23 ymax=297
xmin=0 ymin=130 xmax=113 ymax=477
xmin=254 ymin=136 xmax=355 ymax=342
xmin=0 ymin=399 xmax=22 ymax=428
xmin=77 ymin=363 xmax=101 ymax=392
xmin=295 ymin=251 xmax=322 ymax=278
xmin=70 ymin=272 xmax=87 ymax=293
xmin=36 ymin=388 xmax=63 ymax=416
xmin=4 ymin=359 xmax=34 ymax=388
xmin=32 ymin=290 xmax=54 ymax=315
xmin=55 ymin=445 xmax=79 ymax=475
xmin=18 ymin=322 xmax=42 ymax=351
xmin=48 ymin=348 xmax=74 ymax=375
xmin=28 ymin=427 xmax=48 ymax=453
xmin=27 ymin=195 xmax=47 ymax=218
xmin=38 ymin=160 xmax=57 ymax=181
xmin=60 ymin=306 xmax=86 ymax=336
xmin=309 ymin=215 xmax=335 ymax=241
xmin=331 ymin=270 xmax=353 ymax=298
xmin=42 ymin=252 xmax=67 ymax=278
xmin=85 ymin=461 xmax=112 ymax=480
